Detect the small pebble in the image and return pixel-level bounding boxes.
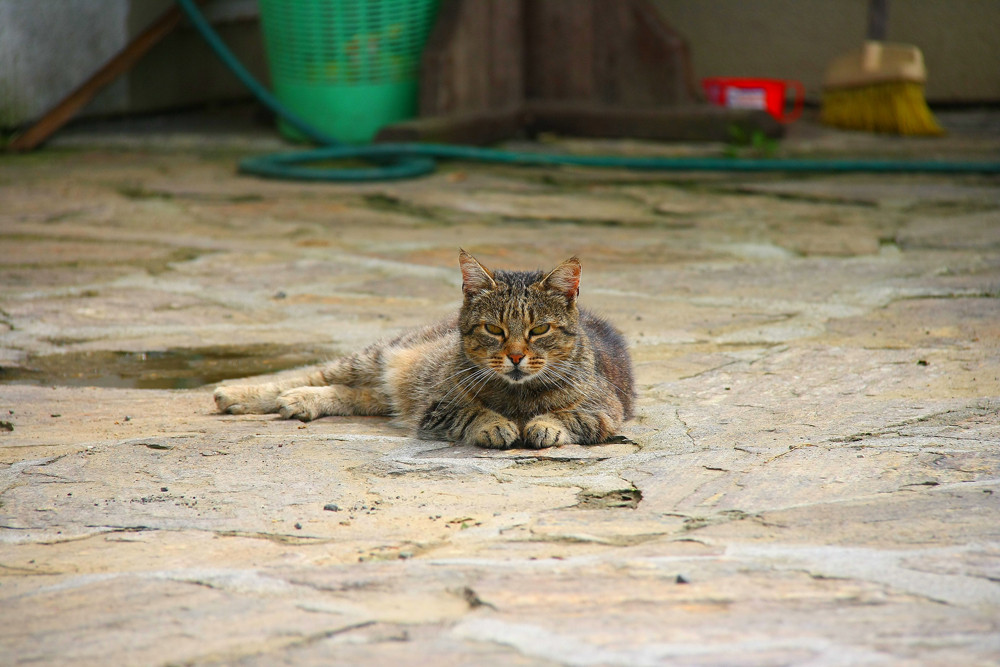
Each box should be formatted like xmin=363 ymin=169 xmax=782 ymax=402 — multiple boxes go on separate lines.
xmin=323 ymin=503 xmax=340 ymax=512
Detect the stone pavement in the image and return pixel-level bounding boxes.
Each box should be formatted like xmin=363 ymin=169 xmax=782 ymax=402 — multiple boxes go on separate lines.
xmin=2 ymin=110 xmax=999 ymax=665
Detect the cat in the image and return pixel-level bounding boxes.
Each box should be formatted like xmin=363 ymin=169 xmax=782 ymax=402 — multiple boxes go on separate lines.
xmin=214 ymin=250 xmax=634 ymax=449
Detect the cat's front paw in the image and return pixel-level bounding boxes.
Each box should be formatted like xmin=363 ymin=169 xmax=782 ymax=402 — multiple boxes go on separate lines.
xmin=468 ymin=415 xmax=519 ymax=449
xmin=277 ymin=387 xmax=327 ymax=422
xmin=524 ymin=415 xmax=569 ymax=449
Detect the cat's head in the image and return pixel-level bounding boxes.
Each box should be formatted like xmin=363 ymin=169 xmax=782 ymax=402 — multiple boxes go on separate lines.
xmin=457 ymin=250 xmax=581 ymax=385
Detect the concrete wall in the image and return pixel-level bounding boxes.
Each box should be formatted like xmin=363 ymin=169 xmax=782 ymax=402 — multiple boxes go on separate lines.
xmin=0 ymin=1 xmax=130 ymax=126
xmin=657 ymin=0 xmax=1000 ymax=104
xmin=0 ymin=0 xmax=267 ymax=129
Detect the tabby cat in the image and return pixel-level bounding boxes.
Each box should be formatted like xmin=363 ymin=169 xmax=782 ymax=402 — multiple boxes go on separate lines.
xmin=214 ymin=251 xmax=634 ymax=448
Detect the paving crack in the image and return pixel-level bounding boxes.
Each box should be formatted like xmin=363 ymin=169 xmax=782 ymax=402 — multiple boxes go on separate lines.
xmin=680 ymin=509 xmax=768 ymax=533
xmin=828 ymin=407 xmax=971 ymax=444
xmin=729 ymin=543 xmax=1000 ymax=608
xmin=1 ymin=455 xmax=68 ymax=493
xmin=180 ymin=620 xmax=378 ymax=665
xmin=764 ymin=443 xmax=818 ymax=464
xmin=213 ymin=530 xmax=329 ymax=545
xmin=674 ymin=409 xmax=698 ymax=450
xmin=282 ymin=620 xmax=380 ymax=648
xmin=0 ymin=562 xmax=63 ymax=576
xmin=524 ymin=530 xmax=667 ymax=547
xmin=677 ymin=358 xmax=741 ymax=381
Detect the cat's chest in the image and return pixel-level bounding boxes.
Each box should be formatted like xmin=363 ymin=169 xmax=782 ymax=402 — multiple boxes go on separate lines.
xmin=480 ymin=384 xmax=572 ymax=420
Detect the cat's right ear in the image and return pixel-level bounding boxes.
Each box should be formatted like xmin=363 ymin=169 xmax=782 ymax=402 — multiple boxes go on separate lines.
xmin=459 ymin=249 xmax=497 ymax=298
xmin=540 ymin=257 xmax=581 ymax=303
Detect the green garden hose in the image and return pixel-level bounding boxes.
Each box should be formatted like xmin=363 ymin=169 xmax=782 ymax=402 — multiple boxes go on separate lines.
xmin=176 ymin=0 xmax=1000 ymax=182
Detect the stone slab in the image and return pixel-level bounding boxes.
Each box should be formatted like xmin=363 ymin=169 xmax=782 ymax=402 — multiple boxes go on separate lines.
xmin=1 ymin=114 xmax=999 ymax=665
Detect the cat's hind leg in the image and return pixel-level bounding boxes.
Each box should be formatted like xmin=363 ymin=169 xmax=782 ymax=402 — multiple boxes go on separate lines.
xmin=214 ymin=366 xmax=328 ymax=415
xmin=277 ymin=385 xmax=390 ymax=421
xmin=215 ymin=346 xmax=389 ymax=416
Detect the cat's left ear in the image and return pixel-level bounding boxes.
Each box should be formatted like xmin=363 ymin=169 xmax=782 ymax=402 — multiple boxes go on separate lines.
xmin=459 ymin=249 xmax=497 ymax=298
xmin=540 ymin=257 xmax=581 ymax=303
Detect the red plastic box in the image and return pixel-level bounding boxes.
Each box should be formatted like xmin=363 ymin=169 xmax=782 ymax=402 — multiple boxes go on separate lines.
xmin=702 ymin=77 xmax=805 ymax=124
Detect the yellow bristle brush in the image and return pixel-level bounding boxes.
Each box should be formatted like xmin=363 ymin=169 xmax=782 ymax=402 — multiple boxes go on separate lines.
xmin=820 ymin=0 xmax=944 ymax=136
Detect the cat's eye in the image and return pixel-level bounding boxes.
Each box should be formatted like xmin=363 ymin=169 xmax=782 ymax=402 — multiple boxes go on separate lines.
xmin=529 ymin=323 xmax=551 ymax=336
xmin=484 ymin=323 xmax=505 ymax=336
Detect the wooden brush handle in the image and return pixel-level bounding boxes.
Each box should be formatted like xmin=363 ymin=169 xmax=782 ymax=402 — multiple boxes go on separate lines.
xmin=867 ymin=0 xmax=889 ymax=41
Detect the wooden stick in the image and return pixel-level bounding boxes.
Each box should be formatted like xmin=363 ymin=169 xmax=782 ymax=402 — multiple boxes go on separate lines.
xmin=376 ymin=102 xmax=783 ymax=145
xmin=375 ymin=107 xmax=524 ymax=145
xmin=7 ymin=2 xmax=201 ymax=152
xmin=867 ymin=0 xmax=889 ymax=41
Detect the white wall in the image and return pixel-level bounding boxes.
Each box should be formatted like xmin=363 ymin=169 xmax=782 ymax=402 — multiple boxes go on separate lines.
xmin=0 ymin=1 xmax=130 ymax=126
xmin=657 ymin=0 xmax=1000 ymax=104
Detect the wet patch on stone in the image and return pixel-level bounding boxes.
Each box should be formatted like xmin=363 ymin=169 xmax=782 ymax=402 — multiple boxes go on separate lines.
xmin=0 ymin=344 xmax=325 ymax=389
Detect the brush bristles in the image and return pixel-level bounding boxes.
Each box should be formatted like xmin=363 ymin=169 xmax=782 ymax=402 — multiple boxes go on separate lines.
xmin=820 ymin=81 xmax=944 ymax=136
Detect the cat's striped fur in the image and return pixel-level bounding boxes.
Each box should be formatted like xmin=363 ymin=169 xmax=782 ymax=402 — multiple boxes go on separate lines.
xmin=214 ymin=251 xmax=634 ymax=448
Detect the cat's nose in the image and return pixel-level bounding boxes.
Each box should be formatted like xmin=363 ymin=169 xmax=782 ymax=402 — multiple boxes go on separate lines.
xmin=508 ymin=352 xmax=524 ymax=365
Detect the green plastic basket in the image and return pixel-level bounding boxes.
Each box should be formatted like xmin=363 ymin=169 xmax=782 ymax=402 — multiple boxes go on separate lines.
xmin=258 ymin=0 xmax=439 ymax=144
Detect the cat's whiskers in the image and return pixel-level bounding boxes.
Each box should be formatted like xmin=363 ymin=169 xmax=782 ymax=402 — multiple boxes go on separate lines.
xmin=545 ymin=357 xmax=630 ymax=399
xmin=467 ymin=369 xmax=499 ymax=403
xmin=445 ymin=365 xmax=499 ymax=411
xmin=448 ymin=366 xmax=493 ymax=395
xmin=427 ymin=367 xmax=480 ymax=406
xmin=531 ymin=362 xmax=588 ymax=398
xmin=537 ymin=361 xmax=619 ymax=415
xmin=436 ymin=366 xmax=496 ymax=413
xmin=431 ymin=363 xmax=480 ymax=390
xmin=536 ymin=367 xmax=612 ymax=417
xmin=433 ymin=366 xmax=492 ymax=409
xmin=537 ymin=359 xmax=585 ymax=386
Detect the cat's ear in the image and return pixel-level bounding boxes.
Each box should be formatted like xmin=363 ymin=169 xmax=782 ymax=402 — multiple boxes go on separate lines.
xmin=540 ymin=257 xmax=581 ymax=303
xmin=459 ymin=249 xmax=497 ymax=298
